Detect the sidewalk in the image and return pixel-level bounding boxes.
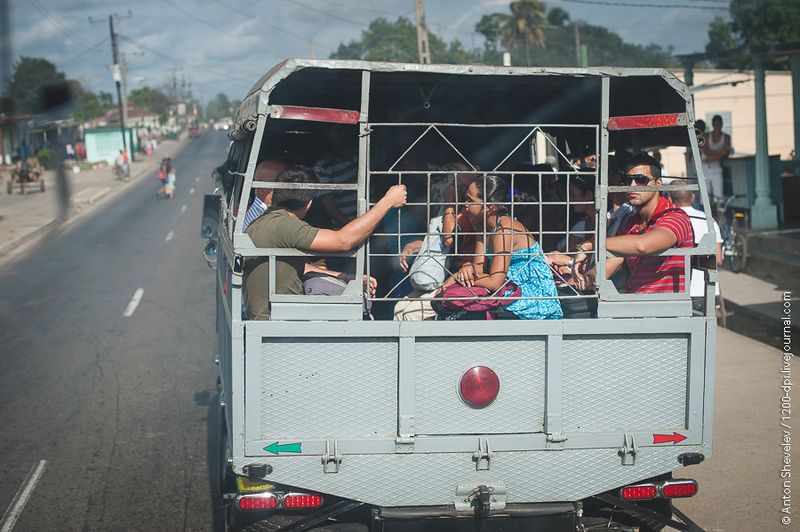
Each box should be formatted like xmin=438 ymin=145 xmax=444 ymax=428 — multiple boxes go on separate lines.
xmin=718 ymin=268 xmax=799 ymax=348
xmin=0 ymin=136 xmax=187 ymax=262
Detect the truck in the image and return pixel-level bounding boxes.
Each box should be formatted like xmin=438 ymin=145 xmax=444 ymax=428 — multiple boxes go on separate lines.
xmin=207 ymin=59 xmax=718 ymax=531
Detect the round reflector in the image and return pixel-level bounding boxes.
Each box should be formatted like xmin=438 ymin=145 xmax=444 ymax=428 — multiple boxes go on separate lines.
xmin=459 ymin=366 xmax=500 ymax=408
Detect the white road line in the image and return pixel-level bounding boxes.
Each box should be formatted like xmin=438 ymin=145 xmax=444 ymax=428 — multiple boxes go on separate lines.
xmin=0 ymin=460 xmax=48 ymax=532
xmin=165 ymin=231 xmax=174 ymax=242
xmin=181 ymin=205 xmax=187 ymax=214
xmin=189 ymin=188 xmax=195 ymax=195
xmin=122 ymin=288 xmax=144 ymax=317
xmin=195 ymin=177 xmax=199 ymax=183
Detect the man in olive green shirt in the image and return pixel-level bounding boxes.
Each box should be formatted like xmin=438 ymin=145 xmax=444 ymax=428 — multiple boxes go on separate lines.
xmin=244 ymin=166 xmax=406 ymax=320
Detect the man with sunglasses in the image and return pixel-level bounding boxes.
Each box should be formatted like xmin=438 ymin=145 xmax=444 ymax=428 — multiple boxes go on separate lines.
xmin=573 ymin=152 xmax=693 ymax=294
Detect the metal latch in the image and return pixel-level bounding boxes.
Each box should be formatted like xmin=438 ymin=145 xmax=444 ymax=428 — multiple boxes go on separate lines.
xmin=322 ymin=440 xmax=341 ymax=474
xmin=472 ymin=438 xmax=492 ymax=471
xmin=395 ymin=415 xmax=415 ymax=452
xmin=618 ymin=433 xmax=637 ymax=465
xmin=454 ymin=482 xmax=507 ymax=513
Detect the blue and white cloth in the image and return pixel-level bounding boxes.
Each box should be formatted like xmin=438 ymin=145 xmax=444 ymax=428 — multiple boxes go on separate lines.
xmin=243 ymin=197 xmax=267 ymax=231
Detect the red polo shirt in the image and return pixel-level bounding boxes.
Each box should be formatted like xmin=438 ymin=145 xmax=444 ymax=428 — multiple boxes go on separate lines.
xmin=616 ymin=196 xmax=693 ymax=294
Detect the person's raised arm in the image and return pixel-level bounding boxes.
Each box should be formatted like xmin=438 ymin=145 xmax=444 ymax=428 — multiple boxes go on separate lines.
xmin=309 ymin=185 xmax=407 ymax=253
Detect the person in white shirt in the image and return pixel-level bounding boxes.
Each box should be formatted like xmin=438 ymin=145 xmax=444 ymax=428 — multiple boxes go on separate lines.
xmin=670 ymin=180 xmax=723 ymax=309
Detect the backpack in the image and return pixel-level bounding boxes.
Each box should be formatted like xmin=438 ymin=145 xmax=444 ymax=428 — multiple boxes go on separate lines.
xmin=431 ymin=282 xmax=522 ymax=320
xmin=302 ymin=271 xmax=372 ymax=318
xmin=408 ymin=215 xmax=449 ymax=291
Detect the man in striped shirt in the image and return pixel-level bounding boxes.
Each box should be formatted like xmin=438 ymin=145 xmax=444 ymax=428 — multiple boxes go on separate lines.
xmin=574 ymin=153 xmax=693 ymax=294
xmin=242 ymin=160 xmax=288 ymax=231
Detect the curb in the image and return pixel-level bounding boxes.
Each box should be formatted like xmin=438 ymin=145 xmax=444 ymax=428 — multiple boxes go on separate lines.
xmin=721 ymin=297 xmax=800 ymax=350
xmin=0 ymin=217 xmax=58 ymax=257
xmin=0 ymin=139 xmax=187 ymax=262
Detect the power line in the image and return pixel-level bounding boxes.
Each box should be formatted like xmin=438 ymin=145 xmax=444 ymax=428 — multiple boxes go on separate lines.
xmin=209 ymin=0 xmax=334 ymax=52
xmin=278 ymin=0 xmax=371 ymax=28
xmin=26 ymin=0 xmax=95 ymax=47
xmin=117 ymin=34 xmax=254 ymax=85
xmin=60 ymin=37 xmax=109 ymax=68
xmin=161 ymin=0 xmax=281 ymax=59
xmin=549 ymin=0 xmax=728 ymax=10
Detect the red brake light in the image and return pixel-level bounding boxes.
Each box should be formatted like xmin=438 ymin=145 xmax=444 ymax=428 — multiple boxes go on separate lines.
xmin=459 ymin=366 xmax=500 ymax=408
xmin=662 ymin=480 xmax=698 ymax=498
xmin=283 ymin=493 xmax=323 ymax=509
xmin=621 ymin=484 xmax=657 ymax=500
xmin=238 ymin=493 xmax=277 ymax=511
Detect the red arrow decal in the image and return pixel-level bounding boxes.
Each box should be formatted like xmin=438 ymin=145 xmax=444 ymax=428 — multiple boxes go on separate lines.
xmin=653 ymin=432 xmax=687 ymax=445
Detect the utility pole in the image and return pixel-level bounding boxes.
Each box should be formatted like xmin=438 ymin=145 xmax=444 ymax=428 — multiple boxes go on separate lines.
xmin=91 ymin=11 xmax=133 ymax=165
xmin=120 ymin=52 xmax=129 ymax=132
xmin=414 ymin=0 xmax=431 ymax=64
xmin=574 ymin=23 xmax=581 ymax=67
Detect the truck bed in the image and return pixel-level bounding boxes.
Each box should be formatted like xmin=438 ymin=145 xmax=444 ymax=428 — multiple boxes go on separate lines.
xmin=227 ymin=317 xmax=714 ymax=507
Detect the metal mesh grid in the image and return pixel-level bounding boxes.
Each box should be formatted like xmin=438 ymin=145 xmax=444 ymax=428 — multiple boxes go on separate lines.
xmin=366 ymin=122 xmax=600 ymax=305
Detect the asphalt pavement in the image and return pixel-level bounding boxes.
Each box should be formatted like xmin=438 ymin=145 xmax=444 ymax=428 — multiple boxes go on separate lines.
xmin=0 ymin=131 xmax=227 ymax=530
xmin=0 ymin=132 xmax=795 ymax=530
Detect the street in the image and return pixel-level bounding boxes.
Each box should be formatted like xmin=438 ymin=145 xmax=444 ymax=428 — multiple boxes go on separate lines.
xmin=0 ymin=131 xmax=224 ymax=530
xmin=0 ymin=130 xmax=795 ymax=531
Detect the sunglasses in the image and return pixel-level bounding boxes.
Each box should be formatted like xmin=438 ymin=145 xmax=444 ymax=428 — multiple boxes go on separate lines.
xmin=621 ymin=173 xmax=654 ymax=186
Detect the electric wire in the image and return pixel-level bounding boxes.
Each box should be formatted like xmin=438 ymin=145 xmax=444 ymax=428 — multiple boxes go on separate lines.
xmin=161 ymin=0 xmax=281 ymax=59
xmin=209 ymin=0 xmax=334 ymax=52
xmin=26 ymin=0 xmax=95 ymax=47
xmin=549 ymin=0 xmax=728 ymax=10
xmin=277 ymin=0 xmax=372 ymax=28
xmin=60 ymin=37 xmax=109 ymax=68
xmin=118 ymin=34 xmax=254 ymax=85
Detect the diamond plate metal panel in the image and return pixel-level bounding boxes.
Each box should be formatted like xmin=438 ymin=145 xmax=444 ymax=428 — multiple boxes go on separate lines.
xmin=561 ymin=335 xmax=688 ymax=432
xmin=258 ymin=338 xmax=397 ymax=439
xmin=414 ymin=337 xmax=546 ymax=434
xmin=253 ymin=446 xmax=705 ymax=506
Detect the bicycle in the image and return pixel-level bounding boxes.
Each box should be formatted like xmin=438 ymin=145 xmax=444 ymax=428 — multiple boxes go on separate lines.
xmin=717 ymin=194 xmax=748 ymax=273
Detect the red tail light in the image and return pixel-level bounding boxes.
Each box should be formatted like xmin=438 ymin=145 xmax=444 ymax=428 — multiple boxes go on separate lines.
xmin=662 ymin=480 xmax=698 ymax=498
xmin=620 ymin=484 xmax=657 ymax=500
xmin=459 ymin=366 xmax=500 ymax=408
xmin=283 ymin=493 xmax=323 ymax=509
xmin=238 ymin=493 xmax=277 ymax=511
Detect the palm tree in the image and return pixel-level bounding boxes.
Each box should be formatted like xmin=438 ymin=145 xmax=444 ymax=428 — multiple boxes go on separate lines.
xmin=497 ymin=0 xmax=547 ymax=66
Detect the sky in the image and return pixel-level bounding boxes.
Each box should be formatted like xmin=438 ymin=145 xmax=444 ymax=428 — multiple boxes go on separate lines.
xmin=5 ymin=0 xmax=731 ymax=104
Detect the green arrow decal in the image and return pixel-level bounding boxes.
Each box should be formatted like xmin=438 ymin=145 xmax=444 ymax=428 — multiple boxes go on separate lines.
xmin=264 ymin=441 xmax=302 ymax=455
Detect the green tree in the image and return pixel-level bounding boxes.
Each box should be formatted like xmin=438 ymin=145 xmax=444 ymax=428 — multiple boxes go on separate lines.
xmin=205 ymin=92 xmax=232 ymax=121
xmin=129 ymin=86 xmax=170 ymax=115
xmin=547 ymin=7 xmax=570 ymax=28
xmin=704 ymin=17 xmax=739 ymax=68
xmin=476 ymin=5 xmax=673 ymax=68
xmin=330 ymin=17 xmax=480 ymax=64
xmin=497 ymin=0 xmax=548 ymax=66
xmin=705 ymin=0 xmax=800 ymax=68
xmin=8 ymin=57 xmax=67 ymax=114
xmin=69 ymin=80 xmax=107 ymax=123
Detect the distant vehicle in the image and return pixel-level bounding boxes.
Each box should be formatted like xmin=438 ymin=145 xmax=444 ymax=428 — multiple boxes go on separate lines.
xmin=209 ymin=59 xmax=717 ymax=532
xmin=189 ymin=121 xmax=200 ymax=138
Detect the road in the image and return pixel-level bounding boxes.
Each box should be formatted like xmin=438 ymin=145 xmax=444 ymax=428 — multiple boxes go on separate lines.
xmin=0 ymin=130 xmax=795 ymax=530
xmin=0 ymin=131 xmax=225 ymax=530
